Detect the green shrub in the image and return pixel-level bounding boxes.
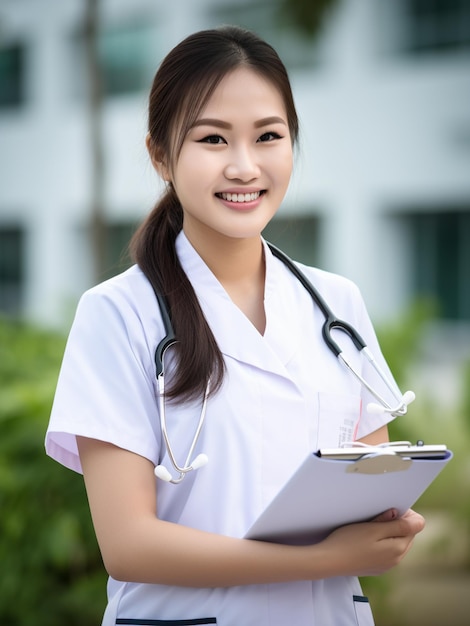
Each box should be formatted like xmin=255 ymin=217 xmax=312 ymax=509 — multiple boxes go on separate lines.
xmin=462 ymin=359 xmax=470 ymax=436
xmin=375 ymin=298 xmax=437 ymax=443
xmin=0 ymin=319 xmax=106 ymax=625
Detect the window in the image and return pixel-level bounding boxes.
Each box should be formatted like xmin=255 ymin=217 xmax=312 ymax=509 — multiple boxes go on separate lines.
xmin=206 ymin=0 xmax=321 ymax=71
xmin=74 ymin=21 xmax=158 ymax=99
xmin=0 ymin=226 xmax=24 ymax=315
xmin=98 ymin=23 xmax=156 ymax=96
xmin=410 ymin=210 xmax=470 ymax=320
xmin=0 ymin=43 xmax=25 ymax=108
xmin=402 ymin=0 xmax=470 ymax=52
xmin=103 ymin=221 xmax=138 ymax=280
xmin=263 ymin=215 xmax=319 ymax=266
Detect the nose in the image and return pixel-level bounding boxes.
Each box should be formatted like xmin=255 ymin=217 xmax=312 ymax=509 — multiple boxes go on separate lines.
xmin=224 ymin=146 xmax=260 ymax=182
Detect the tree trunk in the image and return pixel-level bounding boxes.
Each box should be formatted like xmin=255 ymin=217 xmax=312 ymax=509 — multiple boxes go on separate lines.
xmin=84 ymin=0 xmax=107 ymax=284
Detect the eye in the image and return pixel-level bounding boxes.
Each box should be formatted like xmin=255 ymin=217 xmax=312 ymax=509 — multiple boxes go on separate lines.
xmin=198 ymin=134 xmax=226 ymax=145
xmin=258 ymin=131 xmax=282 ymax=143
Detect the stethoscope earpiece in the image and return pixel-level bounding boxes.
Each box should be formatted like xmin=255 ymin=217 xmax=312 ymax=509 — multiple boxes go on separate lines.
xmin=367 ymin=389 xmax=416 ymax=417
xmin=191 ymin=453 xmax=209 ymax=470
xmin=154 ymin=465 xmax=173 ymax=482
xmin=154 ymin=454 xmax=209 ymax=483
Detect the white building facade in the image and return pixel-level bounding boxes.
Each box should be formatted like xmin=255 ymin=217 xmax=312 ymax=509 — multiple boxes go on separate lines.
xmin=1 ymin=0 xmax=469 ymax=339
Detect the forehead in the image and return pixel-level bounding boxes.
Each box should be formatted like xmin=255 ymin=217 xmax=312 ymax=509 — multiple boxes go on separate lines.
xmin=197 ymin=66 xmax=288 ymax=121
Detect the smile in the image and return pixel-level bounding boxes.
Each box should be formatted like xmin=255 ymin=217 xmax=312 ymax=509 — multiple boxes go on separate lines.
xmin=217 ymin=191 xmax=264 ymax=203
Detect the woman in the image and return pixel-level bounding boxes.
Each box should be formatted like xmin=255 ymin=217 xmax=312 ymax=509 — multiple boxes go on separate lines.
xmin=46 ymin=26 xmax=424 ymax=625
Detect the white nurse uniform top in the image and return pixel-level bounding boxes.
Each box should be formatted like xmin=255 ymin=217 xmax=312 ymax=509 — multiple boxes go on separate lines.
xmin=46 ymin=231 xmax=397 ymax=626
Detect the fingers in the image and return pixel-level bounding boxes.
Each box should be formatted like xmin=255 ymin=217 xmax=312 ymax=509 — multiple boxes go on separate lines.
xmin=372 ymin=508 xmax=398 ymax=522
xmin=372 ymin=508 xmax=425 ymax=534
xmin=388 ymin=509 xmax=425 ymax=538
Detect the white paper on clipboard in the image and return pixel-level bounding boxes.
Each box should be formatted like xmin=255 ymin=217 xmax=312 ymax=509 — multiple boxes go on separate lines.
xmin=245 ymin=444 xmax=452 ymax=545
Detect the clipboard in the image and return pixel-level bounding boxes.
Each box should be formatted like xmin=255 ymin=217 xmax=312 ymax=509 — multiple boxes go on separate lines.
xmin=245 ymin=442 xmax=452 ymax=545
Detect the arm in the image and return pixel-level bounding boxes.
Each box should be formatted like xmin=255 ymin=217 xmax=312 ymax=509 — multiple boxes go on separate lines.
xmin=77 ymin=435 xmax=424 ymax=587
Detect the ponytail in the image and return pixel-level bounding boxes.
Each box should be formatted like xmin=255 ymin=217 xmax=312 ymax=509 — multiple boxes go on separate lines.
xmin=129 ymin=189 xmax=225 ymax=402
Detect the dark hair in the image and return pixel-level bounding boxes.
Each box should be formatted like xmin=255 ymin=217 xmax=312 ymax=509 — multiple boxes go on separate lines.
xmin=130 ymin=25 xmax=299 ymax=402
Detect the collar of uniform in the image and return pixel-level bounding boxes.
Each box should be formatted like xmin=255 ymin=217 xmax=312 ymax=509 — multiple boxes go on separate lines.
xmin=175 ymin=231 xmax=302 ymax=379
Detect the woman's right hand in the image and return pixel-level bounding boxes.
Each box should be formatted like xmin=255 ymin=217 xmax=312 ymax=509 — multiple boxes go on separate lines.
xmin=318 ymin=509 xmax=425 ymax=578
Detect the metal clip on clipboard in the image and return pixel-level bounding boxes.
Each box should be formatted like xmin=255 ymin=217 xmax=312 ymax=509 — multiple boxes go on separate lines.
xmin=346 ymin=452 xmax=412 ymax=474
xmin=317 ymin=441 xmax=448 ymax=475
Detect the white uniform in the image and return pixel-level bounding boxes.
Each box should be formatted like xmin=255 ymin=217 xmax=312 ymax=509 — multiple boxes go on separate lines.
xmin=46 ymin=231 xmax=397 ymax=626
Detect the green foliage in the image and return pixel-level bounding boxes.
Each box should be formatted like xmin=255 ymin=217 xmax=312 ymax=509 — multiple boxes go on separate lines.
xmin=374 ymin=298 xmax=437 ymax=443
xmin=0 ymin=319 xmax=106 ymax=625
xmin=363 ymin=301 xmax=470 ymax=623
xmin=375 ymin=298 xmax=437 ymax=388
xmin=461 ymin=359 xmax=470 ymax=436
xmin=276 ymin=0 xmax=339 ymax=38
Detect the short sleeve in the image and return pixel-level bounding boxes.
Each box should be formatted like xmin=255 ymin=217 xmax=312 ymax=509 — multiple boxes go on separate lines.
xmin=45 ymin=273 xmax=163 ymax=474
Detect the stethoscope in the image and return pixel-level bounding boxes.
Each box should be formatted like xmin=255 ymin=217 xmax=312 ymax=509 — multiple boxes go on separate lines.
xmin=153 ymin=243 xmax=415 ymax=484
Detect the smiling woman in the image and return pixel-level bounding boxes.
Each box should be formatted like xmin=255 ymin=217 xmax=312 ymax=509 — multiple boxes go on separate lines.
xmin=45 ymin=25 xmax=424 ymax=626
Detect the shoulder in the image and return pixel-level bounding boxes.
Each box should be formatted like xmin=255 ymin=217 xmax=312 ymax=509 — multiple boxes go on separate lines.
xmin=69 ymin=265 xmax=165 ymax=359
xmin=81 ymin=265 xmax=153 ymax=307
xmin=279 ymin=255 xmax=365 ymax=314
xmin=297 ymin=263 xmax=362 ymax=299
xmin=76 ymin=265 xmax=157 ymax=326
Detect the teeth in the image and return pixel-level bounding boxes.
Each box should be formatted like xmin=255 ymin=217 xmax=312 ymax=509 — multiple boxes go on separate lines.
xmin=220 ymin=192 xmax=261 ymax=202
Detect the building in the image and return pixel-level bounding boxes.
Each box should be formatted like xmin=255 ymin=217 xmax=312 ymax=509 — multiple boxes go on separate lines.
xmin=1 ymin=0 xmax=470 ymax=345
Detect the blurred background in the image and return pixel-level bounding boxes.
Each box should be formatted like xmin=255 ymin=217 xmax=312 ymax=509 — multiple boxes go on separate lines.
xmin=0 ymin=0 xmax=469 ymax=624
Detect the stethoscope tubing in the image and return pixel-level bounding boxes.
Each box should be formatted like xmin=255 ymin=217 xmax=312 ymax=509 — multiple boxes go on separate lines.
xmin=267 ymin=243 xmax=368 ymax=357
xmin=153 ymin=290 xmax=176 ymax=378
xmin=151 ymin=242 xmax=413 ymax=483
xmin=157 ymin=372 xmax=209 ymax=483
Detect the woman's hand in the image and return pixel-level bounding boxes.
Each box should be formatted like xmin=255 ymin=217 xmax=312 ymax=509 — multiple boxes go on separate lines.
xmin=319 ymin=509 xmax=425 ymax=577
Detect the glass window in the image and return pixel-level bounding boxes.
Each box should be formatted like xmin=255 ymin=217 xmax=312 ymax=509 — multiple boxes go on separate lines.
xmin=102 ymin=220 xmax=138 ymax=280
xmin=402 ymin=0 xmax=470 ymax=52
xmin=263 ymin=215 xmax=319 ymax=266
xmin=74 ymin=21 xmax=158 ymax=99
xmin=0 ymin=43 xmax=25 ymax=108
xmin=0 ymin=226 xmax=24 ymax=315
xmin=410 ymin=210 xmax=470 ymax=320
xmin=205 ymin=0 xmax=321 ymax=71
xmin=98 ymin=23 xmax=156 ymax=96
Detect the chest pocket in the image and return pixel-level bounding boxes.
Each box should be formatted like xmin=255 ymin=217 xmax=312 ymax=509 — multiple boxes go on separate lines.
xmin=316 ymin=393 xmax=362 ymax=448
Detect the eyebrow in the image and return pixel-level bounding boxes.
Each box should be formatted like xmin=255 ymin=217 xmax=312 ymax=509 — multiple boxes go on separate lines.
xmin=190 ymin=116 xmax=287 ymax=130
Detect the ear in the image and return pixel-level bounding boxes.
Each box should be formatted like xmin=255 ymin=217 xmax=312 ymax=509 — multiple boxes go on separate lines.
xmin=146 ymin=133 xmax=171 ymax=182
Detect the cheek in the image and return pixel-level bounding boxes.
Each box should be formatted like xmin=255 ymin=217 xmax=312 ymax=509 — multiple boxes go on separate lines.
xmin=270 ymin=149 xmax=293 ymax=185
xmin=173 ymin=154 xmax=202 ymax=192
xmin=178 ymin=149 xmax=218 ymax=183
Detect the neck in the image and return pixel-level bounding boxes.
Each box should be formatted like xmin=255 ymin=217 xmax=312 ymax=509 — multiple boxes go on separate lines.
xmin=183 ymin=224 xmax=264 ymax=281
xmin=183 ymin=228 xmax=267 ymax=334
xmin=206 ymin=238 xmax=264 ymax=284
